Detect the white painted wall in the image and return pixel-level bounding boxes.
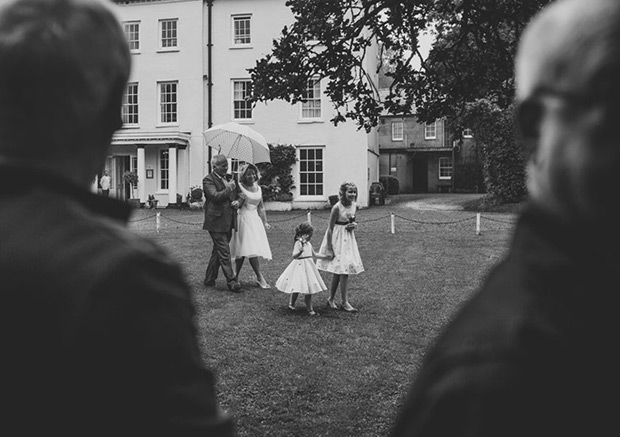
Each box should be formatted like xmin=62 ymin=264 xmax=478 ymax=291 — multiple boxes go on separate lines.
xmin=111 ymin=0 xmax=379 ymax=208
xmin=210 ymin=0 xmax=379 ymax=207
xmin=113 ymin=0 xmax=205 ymax=206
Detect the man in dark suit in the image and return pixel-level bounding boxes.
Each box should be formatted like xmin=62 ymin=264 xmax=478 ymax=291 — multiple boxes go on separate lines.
xmin=0 ymin=0 xmax=234 ymax=435
xmin=203 ymin=154 xmax=242 ymax=292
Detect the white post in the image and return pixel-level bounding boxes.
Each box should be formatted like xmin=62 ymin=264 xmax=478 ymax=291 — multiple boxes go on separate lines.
xmin=168 ymin=146 xmax=178 ymax=206
xmin=156 ymin=211 xmax=161 ymax=233
xmin=476 ymin=213 xmax=481 ymax=235
xmin=137 ymin=146 xmax=146 ymax=204
xmin=307 ymin=209 xmax=311 ymax=224
xmin=390 ymin=212 xmax=395 ymax=234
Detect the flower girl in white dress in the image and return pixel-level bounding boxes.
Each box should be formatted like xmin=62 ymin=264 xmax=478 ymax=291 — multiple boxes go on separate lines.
xmin=275 ymin=222 xmax=333 ymax=315
xmin=316 ymin=181 xmax=364 ymax=312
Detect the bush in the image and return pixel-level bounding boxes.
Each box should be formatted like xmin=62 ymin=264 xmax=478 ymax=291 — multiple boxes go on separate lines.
xmin=460 ymin=99 xmax=527 ymax=203
xmin=379 ymin=175 xmax=399 ymax=195
xmin=257 ymin=144 xmax=297 ymax=201
xmin=454 ymin=161 xmax=484 ymax=193
xmin=188 ymin=186 xmax=204 ymax=202
xmin=123 ymin=170 xmax=138 ymax=186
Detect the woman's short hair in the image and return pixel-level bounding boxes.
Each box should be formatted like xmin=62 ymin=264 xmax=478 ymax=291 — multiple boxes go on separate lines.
xmin=238 ymin=163 xmax=260 ymax=184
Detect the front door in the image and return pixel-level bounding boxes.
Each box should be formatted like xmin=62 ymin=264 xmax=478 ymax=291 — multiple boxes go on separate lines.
xmin=114 ymin=156 xmax=131 ymax=200
xmin=412 ymin=155 xmax=428 ymax=193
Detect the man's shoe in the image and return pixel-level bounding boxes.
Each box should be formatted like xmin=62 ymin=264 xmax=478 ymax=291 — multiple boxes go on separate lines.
xmin=204 ymin=279 xmax=216 ymax=287
xmin=227 ymin=282 xmax=242 ymax=292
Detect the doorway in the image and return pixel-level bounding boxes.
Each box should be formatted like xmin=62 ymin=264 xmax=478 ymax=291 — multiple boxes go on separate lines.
xmin=412 ymin=155 xmax=428 ymax=193
xmin=114 ymin=156 xmax=131 ymax=200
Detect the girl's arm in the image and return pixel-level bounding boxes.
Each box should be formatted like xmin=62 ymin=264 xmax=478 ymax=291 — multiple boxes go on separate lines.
xmin=292 ymin=240 xmax=305 ymax=259
xmin=346 ymin=201 xmax=358 ymax=232
xmin=324 ymin=204 xmax=339 ymax=255
xmin=312 ymin=246 xmax=333 ymax=260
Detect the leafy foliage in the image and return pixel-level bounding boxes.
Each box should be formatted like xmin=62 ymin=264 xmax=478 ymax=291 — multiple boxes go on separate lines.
xmin=460 ymin=99 xmax=527 ymax=203
xmin=250 ymin=0 xmax=551 ymax=131
xmin=188 ymin=185 xmax=204 ymax=203
xmin=257 ymin=144 xmax=297 ymax=201
xmin=123 ymin=170 xmax=138 ymax=186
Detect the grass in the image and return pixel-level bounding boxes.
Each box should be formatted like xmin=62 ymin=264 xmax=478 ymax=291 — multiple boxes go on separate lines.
xmin=129 ymin=201 xmax=517 ymax=437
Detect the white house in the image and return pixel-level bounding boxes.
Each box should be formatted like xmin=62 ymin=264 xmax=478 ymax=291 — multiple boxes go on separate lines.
xmin=110 ymin=0 xmax=379 ymax=208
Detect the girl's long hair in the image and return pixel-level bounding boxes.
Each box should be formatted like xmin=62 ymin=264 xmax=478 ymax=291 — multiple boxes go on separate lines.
xmin=339 ymin=181 xmax=358 ymax=206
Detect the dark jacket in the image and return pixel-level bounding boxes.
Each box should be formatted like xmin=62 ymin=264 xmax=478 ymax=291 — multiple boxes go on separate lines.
xmin=391 ymin=203 xmax=619 ymax=437
xmin=0 ymin=165 xmax=234 ymax=436
xmin=202 ymin=171 xmax=238 ymax=233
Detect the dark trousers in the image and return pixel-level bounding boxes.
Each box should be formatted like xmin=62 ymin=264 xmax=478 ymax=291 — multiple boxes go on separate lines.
xmin=205 ymin=231 xmax=236 ymax=285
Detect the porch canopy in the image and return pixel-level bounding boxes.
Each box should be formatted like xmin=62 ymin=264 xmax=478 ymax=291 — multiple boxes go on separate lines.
xmin=110 ymin=131 xmax=191 ymax=205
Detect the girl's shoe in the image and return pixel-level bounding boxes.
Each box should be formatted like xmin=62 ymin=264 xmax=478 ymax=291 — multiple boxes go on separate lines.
xmin=341 ymin=302 xmax=358 ymax=313
xmin=257 ymin=277 xmax=271 ymax=289
xmin=308 ymin=310 xmax=317 ymax=316
xmin=327 ymin=299 xmax=340 ymax=310
xmin=288 ymin=304 xmax=296 ymax=311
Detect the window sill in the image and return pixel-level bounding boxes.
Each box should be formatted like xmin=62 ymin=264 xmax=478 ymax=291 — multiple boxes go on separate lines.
xmin=297 ymin=119 xmax=324 ymax=124
xmin=157 ymin=48 xmax=179 ymax=53
xmin=296 ymin=195 xmax=325 ymax=201
xmin=120 ymin=124 xmax=140 ymax=130
xmin=230 ymin=45 xmax=253 ymax=50
xmin=156 ymin=123 xmax=180 ymax=128
xmin=232 ymin=119 xmax=254 ymax=124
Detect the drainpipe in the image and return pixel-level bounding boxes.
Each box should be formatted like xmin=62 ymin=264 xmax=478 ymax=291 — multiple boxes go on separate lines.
xmin=206 ymin=0 xmax=214 ymax=170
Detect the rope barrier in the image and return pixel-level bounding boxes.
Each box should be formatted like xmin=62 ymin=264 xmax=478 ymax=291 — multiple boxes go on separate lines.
xmin=128 ymin=213 xmax=157 ymax=223
xmin=128 ymin=208 xmax=517 ymax=236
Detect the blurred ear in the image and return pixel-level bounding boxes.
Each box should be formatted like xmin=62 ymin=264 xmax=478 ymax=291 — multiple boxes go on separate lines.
xmin=515 ymin=98 xmax=543 ymax=158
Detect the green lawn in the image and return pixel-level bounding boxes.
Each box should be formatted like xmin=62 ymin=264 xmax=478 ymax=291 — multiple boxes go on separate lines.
xmin=129 ymin=200 xmax=517 ymax=437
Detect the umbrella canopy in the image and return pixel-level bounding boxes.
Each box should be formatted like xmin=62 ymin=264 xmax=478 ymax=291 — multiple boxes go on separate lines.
xmin=203 ymin=122 xmax=270 ymax=164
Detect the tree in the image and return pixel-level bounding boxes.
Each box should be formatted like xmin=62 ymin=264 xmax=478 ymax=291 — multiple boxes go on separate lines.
xmin=250 ymin=0 xmax=550 ymax=202
xmin=250 ymin=0 xmax=550 ymax=131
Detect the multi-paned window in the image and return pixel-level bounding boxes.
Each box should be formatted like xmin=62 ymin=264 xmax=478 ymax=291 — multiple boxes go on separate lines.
xmin=299 ymin=147 xmax=324 ymax=196
xmin=439 ymin=157 xmax=453 ymax=179
xmin=424 ymin=121 xmax=437 ymax=139
xmin=122 ymin=82 xmax=138 ymax=126
xmin=160 ymin=149 xmax=169 ymax=190
xmin=158 ymin=81 xmax=178 ymax=124
xmin=392 ymin=121 xmax=404 ymax=141
xmin=232 ymin=15 xmax=251 ymax=45
xmin=463 ymin=128 xmax=474 ymax=138
xmin=301 ymin=78 xmax=321 ymax=119
xmin=123 ymin=21 xmax=140 ymax=51
xmin=160 ymin=19 xmax=178 ymax=49
xmin=233 ymin=80 xmax=252 ymax=120
xmin=230 ymin=158 xmax=243 ymax=178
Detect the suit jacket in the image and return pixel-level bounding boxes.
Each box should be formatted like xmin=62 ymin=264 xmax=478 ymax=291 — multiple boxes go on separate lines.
xmin=391 ymin=203 xmax=619 ymax=437
xmin=0 ymin=164 xmax=234 ymax=436
xmin=202 ymin=171 xmax=238 ymax=233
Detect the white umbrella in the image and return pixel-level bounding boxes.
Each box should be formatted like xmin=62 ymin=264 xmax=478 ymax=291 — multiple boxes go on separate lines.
xmin=203 ymin=122 xmax=270 ymax=164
